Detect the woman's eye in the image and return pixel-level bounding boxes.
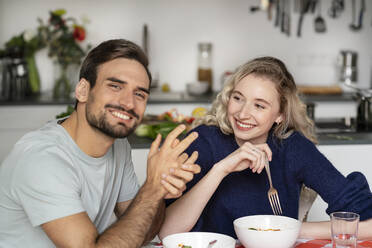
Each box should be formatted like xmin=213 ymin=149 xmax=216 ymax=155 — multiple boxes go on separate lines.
xmin=233 ymin=95 xmax=241 ymax=101
xmin=255 ymin=103 xmax=265 ymax=109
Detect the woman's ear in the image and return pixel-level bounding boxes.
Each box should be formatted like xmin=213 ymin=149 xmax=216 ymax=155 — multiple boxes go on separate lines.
xmin=75 ymin=79 xmax=90 ymax=103
xmin=275 ymin=114 xmax=283 ymax=125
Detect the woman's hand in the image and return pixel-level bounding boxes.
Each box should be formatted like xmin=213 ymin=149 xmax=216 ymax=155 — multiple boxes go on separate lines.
xmin=214 ymin=142 xmax=272 ymax=176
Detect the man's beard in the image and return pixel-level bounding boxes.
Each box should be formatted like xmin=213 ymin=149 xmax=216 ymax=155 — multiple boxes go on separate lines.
xmin=86 ymin=100 xmax=139 ymax=139
xmin=86 ymin=111 xmax=137 ymax=138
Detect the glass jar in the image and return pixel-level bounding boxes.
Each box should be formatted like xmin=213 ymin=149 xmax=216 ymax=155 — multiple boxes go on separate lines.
xmin=197 ymin=42 xmax=213 ymax=92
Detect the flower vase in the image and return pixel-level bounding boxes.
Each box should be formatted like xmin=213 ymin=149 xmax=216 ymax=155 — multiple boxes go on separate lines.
xmin=25 ymin=54 xmax=40 ymax=95
xmin=53 ymin=64 xmax=71 ymax=99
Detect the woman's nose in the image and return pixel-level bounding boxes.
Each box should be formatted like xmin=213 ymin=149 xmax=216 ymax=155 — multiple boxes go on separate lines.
xmin=238 ymin=104 xmax=252 ymax=119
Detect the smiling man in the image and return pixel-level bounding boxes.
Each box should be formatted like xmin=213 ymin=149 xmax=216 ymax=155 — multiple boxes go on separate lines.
xmin=0 ymin=39 xmax=200 ymax=248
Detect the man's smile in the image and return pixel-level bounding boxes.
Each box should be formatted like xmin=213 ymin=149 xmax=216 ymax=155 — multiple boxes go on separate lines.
xmin=111 ymin=111 xmax=131 ymax=121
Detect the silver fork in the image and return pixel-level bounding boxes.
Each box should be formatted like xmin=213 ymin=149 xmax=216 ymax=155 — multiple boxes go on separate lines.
xmin=265 ymin=160 xmax=282 ymax=215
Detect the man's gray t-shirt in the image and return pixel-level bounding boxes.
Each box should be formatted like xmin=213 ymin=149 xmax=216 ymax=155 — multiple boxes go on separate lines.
xmin=0 ymin=120 xmax=140 ymax=247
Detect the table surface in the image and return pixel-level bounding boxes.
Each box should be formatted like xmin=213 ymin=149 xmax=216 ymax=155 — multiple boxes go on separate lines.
xmin=143 ymin=239 xmax=372 ymax=248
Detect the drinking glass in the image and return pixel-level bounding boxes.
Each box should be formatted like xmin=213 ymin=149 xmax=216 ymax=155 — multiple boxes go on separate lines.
xmin=331 ymin=212 xmax=359 ymax=248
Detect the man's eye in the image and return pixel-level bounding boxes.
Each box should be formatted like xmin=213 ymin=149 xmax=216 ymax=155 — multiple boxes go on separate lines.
xmin=135 ymin=92 xmax=146 ymax=100
xmin=109 ymin=84 xmax=120 ymax=90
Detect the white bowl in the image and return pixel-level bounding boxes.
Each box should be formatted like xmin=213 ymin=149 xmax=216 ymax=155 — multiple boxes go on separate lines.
xmin=162 ymin=232 xmax=236 ymax=248
xmin=233 ymin=215 xmax=302 ymax=248
xmin=186 ymin=81 xmax=209 ymax=96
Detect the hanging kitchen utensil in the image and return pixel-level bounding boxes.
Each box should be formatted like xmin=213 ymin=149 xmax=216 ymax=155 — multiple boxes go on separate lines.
xmin=282 ymin=0 xmax=291 ymax=36
xmin=280 ymin=0 xmax=286 ymax=33
xmin=349 ymin=0 xmax=357 ymax=28
xmin=328 ymin=0 xmax=344 ymax=18
xmin=142 ymin=24 xmax=148 ymax=56
xmin=350 ymin=0 xmax=365 ymax=31
xmin=267 ymin=0 xmax=274 ymax=20
xmin=314 ymin=0 xmax=326 ymax=33
xmin=309 ymin=0 xmax=317 ymax=13
xmin=274 ymin=0 xmax=280 ymax=26
xmin=297 ymin=0 xmax=311 ymax=37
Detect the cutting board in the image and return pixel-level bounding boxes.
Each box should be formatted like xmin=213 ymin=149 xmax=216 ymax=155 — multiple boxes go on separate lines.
xmin=297 ymin=85 xmax=343 ymax=95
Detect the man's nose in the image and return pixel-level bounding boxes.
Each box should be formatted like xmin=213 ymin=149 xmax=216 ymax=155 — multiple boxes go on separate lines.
xmin=119 ymin=90 xmax=135 ymax=110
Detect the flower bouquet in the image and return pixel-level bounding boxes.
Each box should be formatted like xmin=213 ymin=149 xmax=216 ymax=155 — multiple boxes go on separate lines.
xmin=40 ymin=9 xmax=91 ymax=98
xmin=0 ymin=9 xmax=90 ymax=99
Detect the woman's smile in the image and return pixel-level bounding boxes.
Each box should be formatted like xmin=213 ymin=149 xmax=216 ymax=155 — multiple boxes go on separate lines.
xmin=235 ymin=119 xmax=255 ymax=131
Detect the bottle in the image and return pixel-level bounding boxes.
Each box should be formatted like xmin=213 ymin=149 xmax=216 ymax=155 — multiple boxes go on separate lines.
xmin=197 ymin=42 xmax=213 ymax=93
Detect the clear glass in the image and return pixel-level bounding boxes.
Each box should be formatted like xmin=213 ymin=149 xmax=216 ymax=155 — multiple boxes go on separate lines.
xmin=331 ymin=212 xmax=359 ymax=248
xmin=197 ymin=42 xmax=213 ymax=92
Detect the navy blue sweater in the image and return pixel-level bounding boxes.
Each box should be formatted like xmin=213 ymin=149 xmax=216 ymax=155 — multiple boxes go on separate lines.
xmin=166 ymin=125 xmax=372 ymax=238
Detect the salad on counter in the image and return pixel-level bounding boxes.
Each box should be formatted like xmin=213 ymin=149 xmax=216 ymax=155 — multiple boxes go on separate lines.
xmin=135 ymin=107 xmax=207 ymax=139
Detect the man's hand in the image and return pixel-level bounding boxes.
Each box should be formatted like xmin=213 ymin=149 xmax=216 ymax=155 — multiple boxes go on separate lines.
xmin=162 ymin=150 xmax=200 ymax=199
xmin=145 ymin=124 xmax=199 ymax=199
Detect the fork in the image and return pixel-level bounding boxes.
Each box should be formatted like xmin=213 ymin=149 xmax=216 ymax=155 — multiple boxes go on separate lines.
xmin=265 ymin=160 xmax=282 ymax=215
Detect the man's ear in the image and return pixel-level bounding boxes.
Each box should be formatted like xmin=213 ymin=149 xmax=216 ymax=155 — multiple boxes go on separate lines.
xmin=75 ymin=79 xmax=90 ymax=103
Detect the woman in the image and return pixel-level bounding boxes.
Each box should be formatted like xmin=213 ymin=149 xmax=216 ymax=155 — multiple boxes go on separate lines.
xmin=159 ymin=57 xmax=372 ymax=240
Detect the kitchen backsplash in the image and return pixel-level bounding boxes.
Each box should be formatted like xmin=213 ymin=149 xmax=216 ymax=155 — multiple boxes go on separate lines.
xmin=1 ymin=0 xmax=371 ymax=93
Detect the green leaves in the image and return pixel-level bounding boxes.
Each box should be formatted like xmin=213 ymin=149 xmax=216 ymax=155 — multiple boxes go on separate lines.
xmin=135 ymin=122 xmax=184 ymax=139
xmin=56 ymin=105 xmax=74 ymax=119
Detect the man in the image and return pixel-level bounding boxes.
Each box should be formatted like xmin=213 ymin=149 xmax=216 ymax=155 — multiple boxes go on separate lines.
xmin=0 ymin=39 xmax=200 ymax=247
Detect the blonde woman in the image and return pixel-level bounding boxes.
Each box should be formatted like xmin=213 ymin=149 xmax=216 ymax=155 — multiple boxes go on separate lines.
xmin=159 ymin=57 xmax=372 ymax=240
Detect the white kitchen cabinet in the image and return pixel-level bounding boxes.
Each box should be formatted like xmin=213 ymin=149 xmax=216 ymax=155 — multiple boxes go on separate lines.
xmin=132 ymin=149 xmax=150 ymax=185
xmin=0 ymin=105 xmax=68 ymax=162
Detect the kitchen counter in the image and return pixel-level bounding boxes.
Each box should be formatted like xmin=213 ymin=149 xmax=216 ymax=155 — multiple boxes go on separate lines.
xmin=0 ymin=91 xmax=356 ymax=106
xmin=0 ymin=91 xmax=218 ymax=106
xmin=127 ymin=131 xmax=372 ymax=149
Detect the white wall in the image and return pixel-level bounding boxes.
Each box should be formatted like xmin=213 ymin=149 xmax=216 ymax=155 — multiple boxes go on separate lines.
xmin=1 ymin=0 xmax=372 ymax=93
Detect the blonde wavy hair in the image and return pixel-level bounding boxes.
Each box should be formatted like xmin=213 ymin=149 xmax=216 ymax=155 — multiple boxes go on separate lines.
xmin=192 ymin=56 xmax=317 ymax=144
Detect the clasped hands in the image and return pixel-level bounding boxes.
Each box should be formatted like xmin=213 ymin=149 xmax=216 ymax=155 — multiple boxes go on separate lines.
xmin=214 ymin=142 xmax=273 ymax=176
xmin=146 ymin=124 xmax=201 ymax=199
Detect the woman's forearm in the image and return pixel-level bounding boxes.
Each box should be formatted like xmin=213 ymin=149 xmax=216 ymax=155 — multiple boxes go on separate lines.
xmin=158 ymin=164 xmax=227 ymax=240
xmin=300 ymin=218 xmax=372 ymax=240
xmin=300 ymin=221 xmax=331 ymax=239
xmin=358 ymin=218 xmax=372 ymax=240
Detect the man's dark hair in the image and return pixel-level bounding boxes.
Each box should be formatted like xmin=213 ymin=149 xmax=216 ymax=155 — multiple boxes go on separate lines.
xmin=75 ymin=39 xmax=152 ymax=108
xmin=80 ymin=39 xmax=151 ymax=87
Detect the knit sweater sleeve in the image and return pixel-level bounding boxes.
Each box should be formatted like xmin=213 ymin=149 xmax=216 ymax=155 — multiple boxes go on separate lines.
xmin=285 ymin=133 xmax=372 ymax=221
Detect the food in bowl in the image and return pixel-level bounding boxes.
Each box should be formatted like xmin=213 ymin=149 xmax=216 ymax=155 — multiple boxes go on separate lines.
xmin=162 ymin=232 xmax=235 ymax=248
xmin=233 ymin=215 xmax=302 ymax=248
xmin=248 ymin=227 xmax=281 ymax=231
xmin=178 ymin=244 xmax=192 ymax=248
